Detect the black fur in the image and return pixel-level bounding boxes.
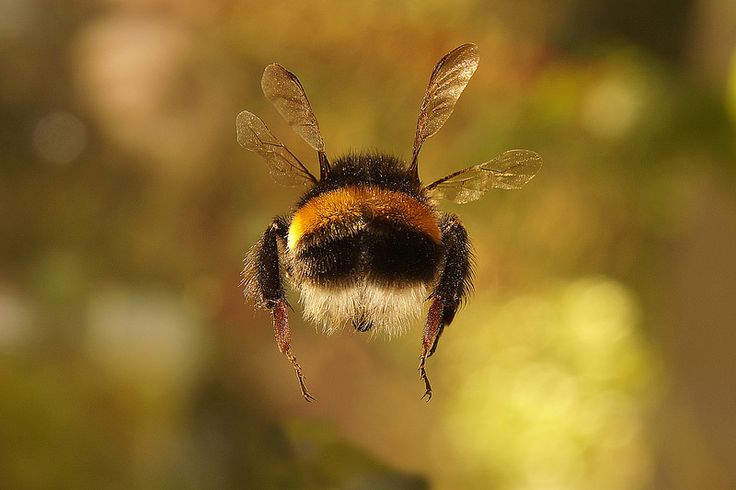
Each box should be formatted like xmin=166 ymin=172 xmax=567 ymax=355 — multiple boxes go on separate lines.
xmin=295 ymin=218 xmax=442 ymax=287
xmin=365 ymin=217 xmax=442 ymax=284
xmin=296 ymin=234 xmax=363 ymax=285
xmin=254 ymin=217 xmax=289 ymax=307
xmin=297 ymin=152 xmax=426 ymax=207
xmin=429 ymin=213 xmax=474 ymax=354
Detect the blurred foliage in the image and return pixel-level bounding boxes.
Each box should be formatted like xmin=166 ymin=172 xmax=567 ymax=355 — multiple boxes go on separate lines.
xmin=1 ymin=0 xmax=735 ymax=489
xmin=438 ymin=278 xmax=655 ymax=489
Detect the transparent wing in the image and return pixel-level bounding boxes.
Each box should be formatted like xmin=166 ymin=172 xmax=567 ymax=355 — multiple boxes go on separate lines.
xmin=261 ymin=63 xmax=326 ymax=153
xmin=425 ymin=150 xmax=542 ymax=204
xmin=410 ymin=43 xmax=480 ymax=173
xmin=236 ymin=110 xmax=317 ymax=186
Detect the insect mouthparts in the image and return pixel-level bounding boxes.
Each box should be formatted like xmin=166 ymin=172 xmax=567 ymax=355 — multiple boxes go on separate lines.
xmin=352 ymin=318 xmax=374 ymax=333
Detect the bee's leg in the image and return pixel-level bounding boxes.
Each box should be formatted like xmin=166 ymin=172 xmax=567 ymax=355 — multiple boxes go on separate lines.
xmin=419 ymin=298 xmax=444 ymax=400
xmin=419 ymin=214 xmax=473 ymax=400
xmin=250 ymin=217 xmax=315 ymax=402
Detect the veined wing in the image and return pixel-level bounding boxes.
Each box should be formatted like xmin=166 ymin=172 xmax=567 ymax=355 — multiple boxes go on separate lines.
xmin=410 ymin=43 xmax=480 ymax=176
xmin=425 ymin=149 xmax=542 ymax=203
xmin=261 ymin=63 xmax=330 ymax=178
xmin=236 ymin=110 xmax=317 ymax=186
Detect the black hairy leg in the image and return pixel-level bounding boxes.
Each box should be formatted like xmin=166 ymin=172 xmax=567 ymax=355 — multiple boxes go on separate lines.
xmin=418 ymin=213 xmax=473 ymax=400
xmin=251 ymin=217 xmax=315 ymax=402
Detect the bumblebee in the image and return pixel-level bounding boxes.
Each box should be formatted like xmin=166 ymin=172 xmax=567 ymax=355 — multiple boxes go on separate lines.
xmin=237 ymin=43 xmax=541 ymax=401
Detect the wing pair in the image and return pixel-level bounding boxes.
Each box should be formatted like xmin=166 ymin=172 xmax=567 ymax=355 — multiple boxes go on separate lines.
xmin=236 ymin=64 xmax=326 ymax=186
xmin=236 ymin=43 xmax=542 ymax=203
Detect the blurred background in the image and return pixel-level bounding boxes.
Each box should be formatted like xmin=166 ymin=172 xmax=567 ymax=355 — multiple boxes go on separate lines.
xmin=1 ymin=0 xmax=735 ymax=488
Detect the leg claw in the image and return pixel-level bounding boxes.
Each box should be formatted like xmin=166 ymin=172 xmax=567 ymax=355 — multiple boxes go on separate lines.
xmin=418 ymin=357 xmax=433 ymax=402
xmin=298 ymin=377 xmax=317 ymax=402
xmin=286 ymin=352 xmax=317 ymax=402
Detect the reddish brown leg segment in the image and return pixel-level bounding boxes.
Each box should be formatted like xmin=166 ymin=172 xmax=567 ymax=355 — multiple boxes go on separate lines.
xmin=418 ymin=214 xmax=473 ymax=401
xmin=419 ymin=297 xmax=444 ymax=401
xmin=273 ymin=300 xmax=315 ymax=402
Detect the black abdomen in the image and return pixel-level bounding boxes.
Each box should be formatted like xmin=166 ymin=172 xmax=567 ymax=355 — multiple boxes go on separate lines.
xmin=296 ymin=220 xmax=442 ymax=286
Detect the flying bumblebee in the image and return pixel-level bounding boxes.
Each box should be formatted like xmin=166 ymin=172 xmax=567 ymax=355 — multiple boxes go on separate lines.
xmin=237 ymin=43 xmax=541 ymax=401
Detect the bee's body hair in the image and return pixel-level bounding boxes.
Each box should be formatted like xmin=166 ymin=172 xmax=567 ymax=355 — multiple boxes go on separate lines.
xmin=286 ymin=153 xmax=445 ymax=332
xmin=299 ymin=280 xmax=429 ymax=337
xmin=243 ymin=152 xmax=472 ymax=336
xmin=296 ymin=152 xmax=425 ymax=207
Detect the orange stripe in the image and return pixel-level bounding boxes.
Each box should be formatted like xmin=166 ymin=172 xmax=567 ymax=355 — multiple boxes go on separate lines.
xmin=288 ymin=186 xmax=440 ymax=250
